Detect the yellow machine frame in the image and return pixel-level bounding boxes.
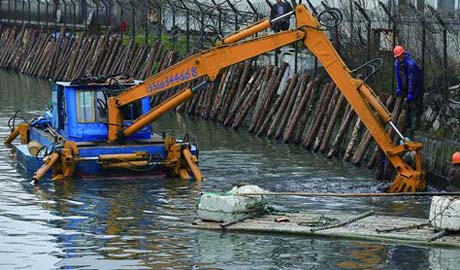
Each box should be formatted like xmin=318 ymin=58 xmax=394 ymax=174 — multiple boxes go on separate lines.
xmin=107 ymin=5 xmax=425 ymax=192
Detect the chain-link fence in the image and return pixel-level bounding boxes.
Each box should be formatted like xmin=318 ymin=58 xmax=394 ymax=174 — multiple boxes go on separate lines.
xmin=333 ymin=0 xmax=460 ymax=135
xmin=0 ymin=0 xmax=270 ymax=51
xmin=0 ymin=0 xmax=115 ymax=31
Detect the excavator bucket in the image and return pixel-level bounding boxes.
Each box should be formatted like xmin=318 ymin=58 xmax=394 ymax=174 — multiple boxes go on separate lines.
xmin=388 ymin=173 xmax=426 ymax=193
xmin=386 ymin=141 xmax=426 ymax=192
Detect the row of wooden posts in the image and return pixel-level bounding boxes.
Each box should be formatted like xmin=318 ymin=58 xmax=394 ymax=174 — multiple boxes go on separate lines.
xmin=0 ymin=27 xmax=176 ymax=81
xmin=155 ymin=61 xmax=410 ymax=178
xmin=0 ymin=27 xmax=409 ymax=178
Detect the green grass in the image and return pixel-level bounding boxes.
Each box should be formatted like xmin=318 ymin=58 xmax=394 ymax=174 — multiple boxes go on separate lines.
xmin=433 ymin=126 xmax=449 ymax=138
xmin=120 ymin=32 xmax=190 ymax=57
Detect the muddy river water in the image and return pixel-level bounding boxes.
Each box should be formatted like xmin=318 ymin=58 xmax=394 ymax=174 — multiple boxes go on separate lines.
xmin=0 ymin=70 xmax=458 ymax=270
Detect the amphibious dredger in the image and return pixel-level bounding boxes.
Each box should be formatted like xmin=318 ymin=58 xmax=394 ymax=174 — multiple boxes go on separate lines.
xmin=4 ymin=78 xmax=202 ymax=182
xmin=5 ymin=3 xmax=426 ymax=192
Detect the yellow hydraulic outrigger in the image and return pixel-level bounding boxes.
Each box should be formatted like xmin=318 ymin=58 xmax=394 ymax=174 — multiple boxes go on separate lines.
xmin=107 ymin=4 xmax=425 ymax=192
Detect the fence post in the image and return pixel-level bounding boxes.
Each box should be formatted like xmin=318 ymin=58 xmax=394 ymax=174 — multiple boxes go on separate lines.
xmin=211 ymin=0 xmax=224 ymax=35
xmin=192 ymin=0 xmax=205 ymax=49
xmin=379 ymin=1 xmax=397 ymax=93
xmin=349 ymin=0 xmax=353 ymax=42
xmin=442 ymin=27 xmax=448 ymax=107
xmin=27 ymin=0 xmax=31 ymax=25
xmin=428 ymin=5 xmax=448 ymax=113
xmin=421 ymin=18 xmax=425 ymax=91
xmin=129 ymin=0 xmax=135 ymax=40
xmin=354 ymin=1 xmax=371 ymax=64
xmin=54 ymin=0 xmax=57 ymax=31
xmin=246 ymin=0 xmax=260 ymax=67
xmin=36 ymin=0 xmax=40 ymax=27
xmin=321 ymin=2 xmax=340 ymax=52
xmin=82 ymin=0 xmax=88 ymax=32
xmin=95 ymin=0 xmax=99 ymax=28
xmin=118 ymin=0 xmax=123 ymax=40
xmin=147 ymin=1 xmax=162 ymax=46
xmin=145 ymin=3 xmax=149 ymax=46
xmin=14 ymin=0 xmax=17 ymax=24
xmin=100 ymin=0 xmax=109 ymax=28
xmin=225 ymin=0 xmax=240 ymax=31
xmin=7 ymin=0 xmax=10 ymax=24
xmin=69 ymin=0 xmax=76 ymax=34
xmin=21 ymin=0 xmax=25 ymax=26
xmin=158 ymin=2 xmax=162 ymax=42
xmin=305 ymin=0 xmax=317 ymax=15
xmin=178 ymin=0 xmax=190 ymax=53
xmin=45 ymin=0 xmax=49 ymax=29
xmin=408 ymin=2 xmax=426 ymax=128
xmin=63 ymin=0 xmax=67 ymax=29
xmin=165 ymin=0 xmax=177 ymax=50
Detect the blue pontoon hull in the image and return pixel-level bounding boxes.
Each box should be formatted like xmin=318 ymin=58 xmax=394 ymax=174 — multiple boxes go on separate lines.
xmin=15 ymin=126 xmax=197 ymax=178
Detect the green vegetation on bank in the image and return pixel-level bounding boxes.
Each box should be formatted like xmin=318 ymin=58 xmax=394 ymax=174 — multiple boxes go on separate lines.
xmin=120 ymin=32 xmax=192 ymax=57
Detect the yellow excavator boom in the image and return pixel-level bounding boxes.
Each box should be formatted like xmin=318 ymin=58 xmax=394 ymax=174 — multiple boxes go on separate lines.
xmin=108 ymin=4 xmax=426 ymax=192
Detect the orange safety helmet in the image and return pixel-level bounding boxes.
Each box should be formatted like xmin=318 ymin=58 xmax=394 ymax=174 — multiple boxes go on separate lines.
xmin=452 ymin=151 xmax=460 ymax=165
xmin=393 ymin=45 xmax=405 ymax=58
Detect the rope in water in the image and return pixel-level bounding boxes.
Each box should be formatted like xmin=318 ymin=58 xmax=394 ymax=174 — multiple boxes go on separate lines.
xmin=234 ymin=192 xmax=460 ymax=197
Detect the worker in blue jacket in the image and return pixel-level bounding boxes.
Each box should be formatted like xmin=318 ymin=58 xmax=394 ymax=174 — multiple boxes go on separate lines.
xmin=393 ymin=45 xmax=423 ymax=131
xmin=394 ymin=45 xmax=423 ymax=102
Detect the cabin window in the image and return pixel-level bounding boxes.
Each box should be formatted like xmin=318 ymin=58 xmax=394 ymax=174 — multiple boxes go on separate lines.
xmin=77 ymin=91 xmax=96 ymax=122
xmin=77 ymin=90 xmax=109 ymax=123
xmin=76 ymin=89 xmax=144 ymax=124
xmin=121 ymin=101 xmax=143 ymax=121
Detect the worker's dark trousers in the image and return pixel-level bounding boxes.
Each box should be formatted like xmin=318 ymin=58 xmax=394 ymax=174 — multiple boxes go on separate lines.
xmin=406 ymin=101 xmax=418 ymax=133
xmin=407 ymin=104 xmax=413 ymax=131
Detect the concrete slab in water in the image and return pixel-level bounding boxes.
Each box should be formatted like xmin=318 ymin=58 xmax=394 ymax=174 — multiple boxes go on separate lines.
xmin=191 ymin=212 xmax=460 ymax=248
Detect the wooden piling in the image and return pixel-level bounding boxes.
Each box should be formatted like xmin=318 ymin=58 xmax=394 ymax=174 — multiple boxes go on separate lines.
xmin=293 ymin=78 xmax=318 ymax=144
xmin=343 ymin=117 xmax=362 ymax=162
xmin=210 ymin=67 xmax=231 ymax=120
xmin=267 ymin=74 xmax=298 ymax=138
xmin=64 ymin=32 xmax=85 ymax=80
xmin=274 ymin=74 xmax=304 ymax=140
xmin=251 ymin=62 xmax=288 ymax=133
xmin=367 ymin=95 xmax=401 ymax=169
xmin=303 ymin=82 xmax=335 ymax=149
xmin=231 ymin=75 xmax=264 ymax=129
xmin=102 ymin=37 xmax=122 ymax=76
xmin=256 ymin=77 xmax=292 ymax=137
xmin=282 ymin=74 xmax=310 ymax=143
xmin=218 ymin=64 xmax=245 ymax=123
xmin=326 ymin=104 xmax=354 ymax=159
xmin=224 ymin=61 xmax=255 ymax=126
xmin=351 ymin=95 xmax=394 ymax=166
xmin=313 ymin=88 xmax=339 ymax=152
xmin=319 ymin=93 xmax=345 ymax=153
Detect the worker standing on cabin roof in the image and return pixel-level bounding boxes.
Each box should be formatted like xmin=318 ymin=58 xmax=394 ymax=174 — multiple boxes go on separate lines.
xmin=266 ymin=0 xmax=293 ymax=32
xmin=448 ymin=151 xmax=460 ymax=190
xmin=394 ymin=45 xmax=423 ymax=132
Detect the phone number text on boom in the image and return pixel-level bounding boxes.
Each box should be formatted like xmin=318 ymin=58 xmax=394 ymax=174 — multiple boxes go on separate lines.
xmin=147 ymin=67 xmax=198 ymax=93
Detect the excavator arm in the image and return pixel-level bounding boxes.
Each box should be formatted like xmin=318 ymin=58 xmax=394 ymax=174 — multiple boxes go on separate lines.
xmin=108 ymin=4 xmax=426 ymax=192
xmin=108 ymin=29 xmax=305 ymax=140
